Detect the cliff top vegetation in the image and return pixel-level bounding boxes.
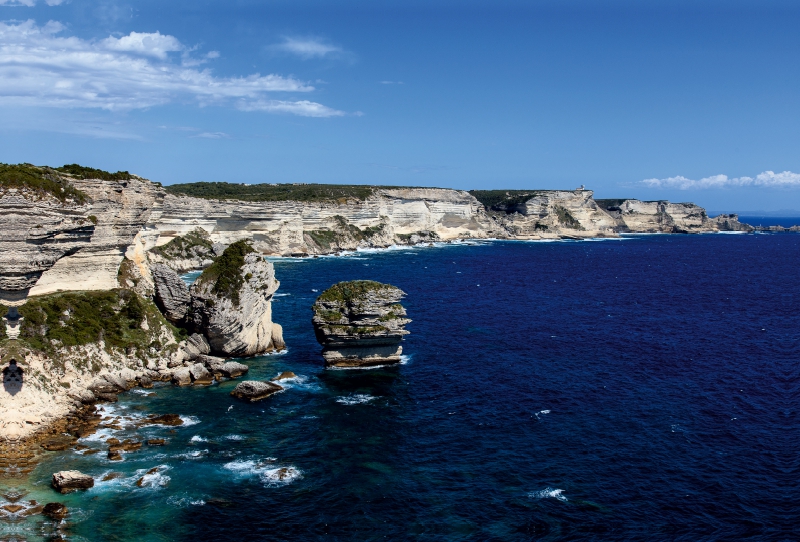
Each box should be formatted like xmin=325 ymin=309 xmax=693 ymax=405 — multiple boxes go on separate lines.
xmin=469 ymin=190 xmax=551 ymax=210
xmin=0 ymin=163 xmax=89 ymax=204
xmin=151 ymin=228 xmax=214 ymax=260
xmin=165 ymin=182 xmax=389 ymax=202
xmin=195 ymin=239 xmax=256 ymax=305
xmin=56 ymin=164 xmax=133 ymax=182
xmin=316 ymin=280 xmax=400 ymax=304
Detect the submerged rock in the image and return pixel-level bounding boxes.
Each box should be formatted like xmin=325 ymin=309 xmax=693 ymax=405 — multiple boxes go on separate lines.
xmin=230 ymin=381 xmax=283 ymax=402
xmin=271 ymin=371 xmax=297 ymax=381
xmin=52 ymin=471 xmax=94 ymax=493
xmin=312 ymin=281 xmax=411 ymax=367
xmin=42 ymin=502 xmax=68 ymax=520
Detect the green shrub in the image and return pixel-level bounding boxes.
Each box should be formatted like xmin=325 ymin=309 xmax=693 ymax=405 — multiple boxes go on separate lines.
xmin=164 ymin=182 xmax=402 ymax=203
xmin=18 ymin=290 xmax=171 ymax=353
xmin=151 ymin=228 xmax=214 ymax=260
xmin=195 ymin=240 xmax=255 ymax=305
xmin=56 ymin=164 xmax=132 ymax=182
xmin=554 ymin=206 xmax=585 ymax=230
xmin=317 ymin=280 xmax=392 ymax=303
xmin=0 ymin=163 xmax=89 ymax=204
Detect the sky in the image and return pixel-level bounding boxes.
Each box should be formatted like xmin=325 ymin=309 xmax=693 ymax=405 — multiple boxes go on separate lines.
xmin=1 ymin=0 xmax=799 ymax=213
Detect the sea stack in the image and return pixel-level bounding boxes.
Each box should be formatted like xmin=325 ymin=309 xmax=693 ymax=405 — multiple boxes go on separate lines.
xmin=312 ymin=280 xmax=410 ymax=368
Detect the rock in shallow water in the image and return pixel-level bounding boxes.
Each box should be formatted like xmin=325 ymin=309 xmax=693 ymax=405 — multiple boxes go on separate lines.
xmin=312 ymin=280 xmax=411 ymax=367
xmin=230 ymin=381 xmax=283 ymax=402
xmin=42 ymin=502 xmax=68 ymax=520
xmin=52 ymin=471 xmax=93 ymax=493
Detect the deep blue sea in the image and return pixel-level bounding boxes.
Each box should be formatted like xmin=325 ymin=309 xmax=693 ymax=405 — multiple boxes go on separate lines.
xmin=739 ymin=216 xmax=800 ymax=228
xmin=10 ymin=233 xmax=800 ymax=541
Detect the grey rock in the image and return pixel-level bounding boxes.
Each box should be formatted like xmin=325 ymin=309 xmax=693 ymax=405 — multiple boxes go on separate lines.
xmin=230 ymin=381 xmax=283 ymax=402
xmin=312 ymin=281 xmax=411 ymax=368
xmin=137 ymin=375 xmax=153 ymax=389
xmin=189 ymin=363 xmax=213 ymax=385
xmin=183 ymin=333 xmax=210 ymax=360
xmin=171 ymin=368 xmax=192 ymax=387
xmin=52 ymin=470 xmax=94 ymax=493
xmin=151 ymin=263 xmax=190 ymax=322
xmin=220 ymin=361 xmax=249 ymax=378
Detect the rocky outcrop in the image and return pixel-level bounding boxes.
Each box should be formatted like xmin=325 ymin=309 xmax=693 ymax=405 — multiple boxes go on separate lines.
xmin=190 ymin=241 xmax=283 ymax=357
xmin=148 ymin=227 xmax=219 ymax=273
xmin=52 ymin=470 xmax=93 ymax=493
xmin=151 ymin=263 xmax=190 ymax=323
xmin=593 ymin=199 xmax=752 ymax=233
xmin=312 ymin=280 xmax=411 ymax=367
xmin=230 ymin=380 xmax=283 ymax=402
xmin=709 ymin=214 xmax=755 ymax=232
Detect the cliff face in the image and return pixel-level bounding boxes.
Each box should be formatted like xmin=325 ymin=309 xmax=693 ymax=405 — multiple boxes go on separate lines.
xmin=29 ymin=177 xmax=165 ymax=296
xmin=154 ymin=188 xmax=503 ymax=256
xmin=596 ymin=199 xmax=752 ymax=233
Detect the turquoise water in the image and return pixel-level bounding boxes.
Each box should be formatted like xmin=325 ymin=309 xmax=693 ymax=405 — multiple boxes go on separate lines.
xmin=4 ymin=233 xmax=799 ymax=541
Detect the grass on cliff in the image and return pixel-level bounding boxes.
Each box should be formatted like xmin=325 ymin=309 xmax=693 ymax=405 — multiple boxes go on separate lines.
xmin=554 ymin=205 xmax=585 ymax=230
xmin=151 ymin=228 xmax=214 ymax=260
xmin=56 ymin=164 xmax=132 ymax=182
xmin=165 ymin=182 xmax=387 ymax=203
xmin=18 ymin=290 xmax=175 ymax=356
xmin=0 ymin=163 xmax=89 ymax=204
xmin=195 ymin=240 xmax=255 ymax=306
xmin=316 ymin=280 xmax=395 ymax=304
xmin=469 ymin=190 xmax=549 ymax=210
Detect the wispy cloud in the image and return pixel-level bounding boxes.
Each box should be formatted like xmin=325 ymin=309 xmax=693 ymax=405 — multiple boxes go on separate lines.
xmin=192 ymin=131 xmax=230 ymax=139
xmin=0 ymin=0 xmax=63 ymax=5
xmin=272 ymin=37 xmax=342 ymax=59
xmin=641 ymin=171 xmax=800 ymax=190
xmin=0 ymin=20 xmax=344 ymax=116
xmin=379 ymin=80 xmax=403 ymax=85
xmin=237 ymin=99 xmax=344 ymax=117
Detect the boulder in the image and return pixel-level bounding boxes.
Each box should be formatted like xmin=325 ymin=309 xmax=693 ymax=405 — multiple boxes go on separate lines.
xmin=151 ymin=263 xmax=191 ymax=323
xmin=183 ymin=333 xmax=211 ymax=360
xmin=230 ymin=381 xmax=283 ymax=402
xmin=220 ymin=362 xmax=249 ymax=379
xmin=52 ymin=471 xmax=94 ymax=493
xmin=189 ymin=242 xmax=284 ymax=357
xmin=312 ymin=281 xmax=411 ymax=367
xmin=171 ymin=367 xmax=192 ymax=387
xmin=189 ymin=363 xmax=213 ymax=385
xmin=198 ymin=354 xmax=226 ymax=375
xmin=147 ymin=438 xmax=166 ymax=446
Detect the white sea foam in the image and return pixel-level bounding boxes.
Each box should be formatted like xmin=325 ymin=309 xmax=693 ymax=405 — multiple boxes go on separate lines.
xmin=135 ymin=466 xmax=171 ymax=489
xmin=260 ymin=467 xmax=302 ymax=487
xmin=529 ymin=488 xmax=567 ymax=502
xmin=222 ymin=458 xmax=299 ymax=486
xmin=190 ymin=435 xmax=208 ymax=443
xmin=130 ymin=388 xmax=154 ymax=396
xmin=273 ymin=293 xmax=292 ymax=297
xmin=180 ymin=416 xmax=200 ymax=426
xmin=534 ymin=409 xmax=551 ymax=419
xmin=224 ymin=434 xmax=245 ymax=441
xmin=176 ymin=449 xmax=208 ymax=460
xmin=336 ymin=394 xmax=376 ymax=405
xmin=168 ymin=494 xmax=207 ymax=507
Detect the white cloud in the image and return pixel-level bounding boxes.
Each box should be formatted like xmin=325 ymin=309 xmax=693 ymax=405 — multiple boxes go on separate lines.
xmin=0 ymin=0 xmax=36 ymax=6
xmin=273 ymin=37 xmax=341 ymax=59
xmin=102 ymin=31 xmax=182 ymax=59
xmin=641 ymin=171 xmax=800 ymax=189
xmin=45 ymin=0 xmax=65 ymax=5
xmin=379 ymin=80 xmax=403 ymax=85
xmin=0 ymin=20 xmax=344 ymax=116
xmin=237 ymin=99 xmax=344 ymax=117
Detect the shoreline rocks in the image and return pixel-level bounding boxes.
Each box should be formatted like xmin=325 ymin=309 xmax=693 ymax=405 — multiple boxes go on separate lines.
xmin=230 ymin=381 xmax=283 ymax=402
xmin=52 ymin=470 xmax=93 ymax=493
xmin=312 ymin=281 xmax=411 ymax=368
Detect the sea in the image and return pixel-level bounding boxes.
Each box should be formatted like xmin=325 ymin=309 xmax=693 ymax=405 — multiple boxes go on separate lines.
xmin=4 ymin=232 xmax=799 ymax=541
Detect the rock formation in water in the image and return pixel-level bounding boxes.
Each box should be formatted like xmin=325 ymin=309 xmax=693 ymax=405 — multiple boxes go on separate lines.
xmin=312 ymin=280 xmax=411 ymax=367
xmin=151 ymin=263 xmax=190 ymax=323
xmin=190 ymin=240 xmax=284 ymax=356
xmin=230 ymin=380 xmax=283 ymax=402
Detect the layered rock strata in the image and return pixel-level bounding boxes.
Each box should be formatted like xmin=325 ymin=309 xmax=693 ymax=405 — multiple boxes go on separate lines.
xmin=312 ymin=280 xmax=410 ymax=367
xmin=189 ymin=240 xmax=284 ymax=357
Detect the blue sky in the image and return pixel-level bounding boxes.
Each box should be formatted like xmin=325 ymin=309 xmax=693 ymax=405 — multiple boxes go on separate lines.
xmin=1 ymin=0 xmax=799 ymax=212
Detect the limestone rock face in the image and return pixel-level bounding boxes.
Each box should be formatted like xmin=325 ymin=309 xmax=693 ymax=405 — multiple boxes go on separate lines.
xmin=52 ymin=470 xmax=94 ymax=493
xmin=151 ymin=263 xmax=190 ymax=323
xmin=190 ymin=242 xmax=282 ymax=357
xmin=312 ymin=280 xmax=411 ymax=367
xmin=230 ymin=380 xmax=283 ymax=402
xmin=709 ymin=214 xmax=754 ymax=232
